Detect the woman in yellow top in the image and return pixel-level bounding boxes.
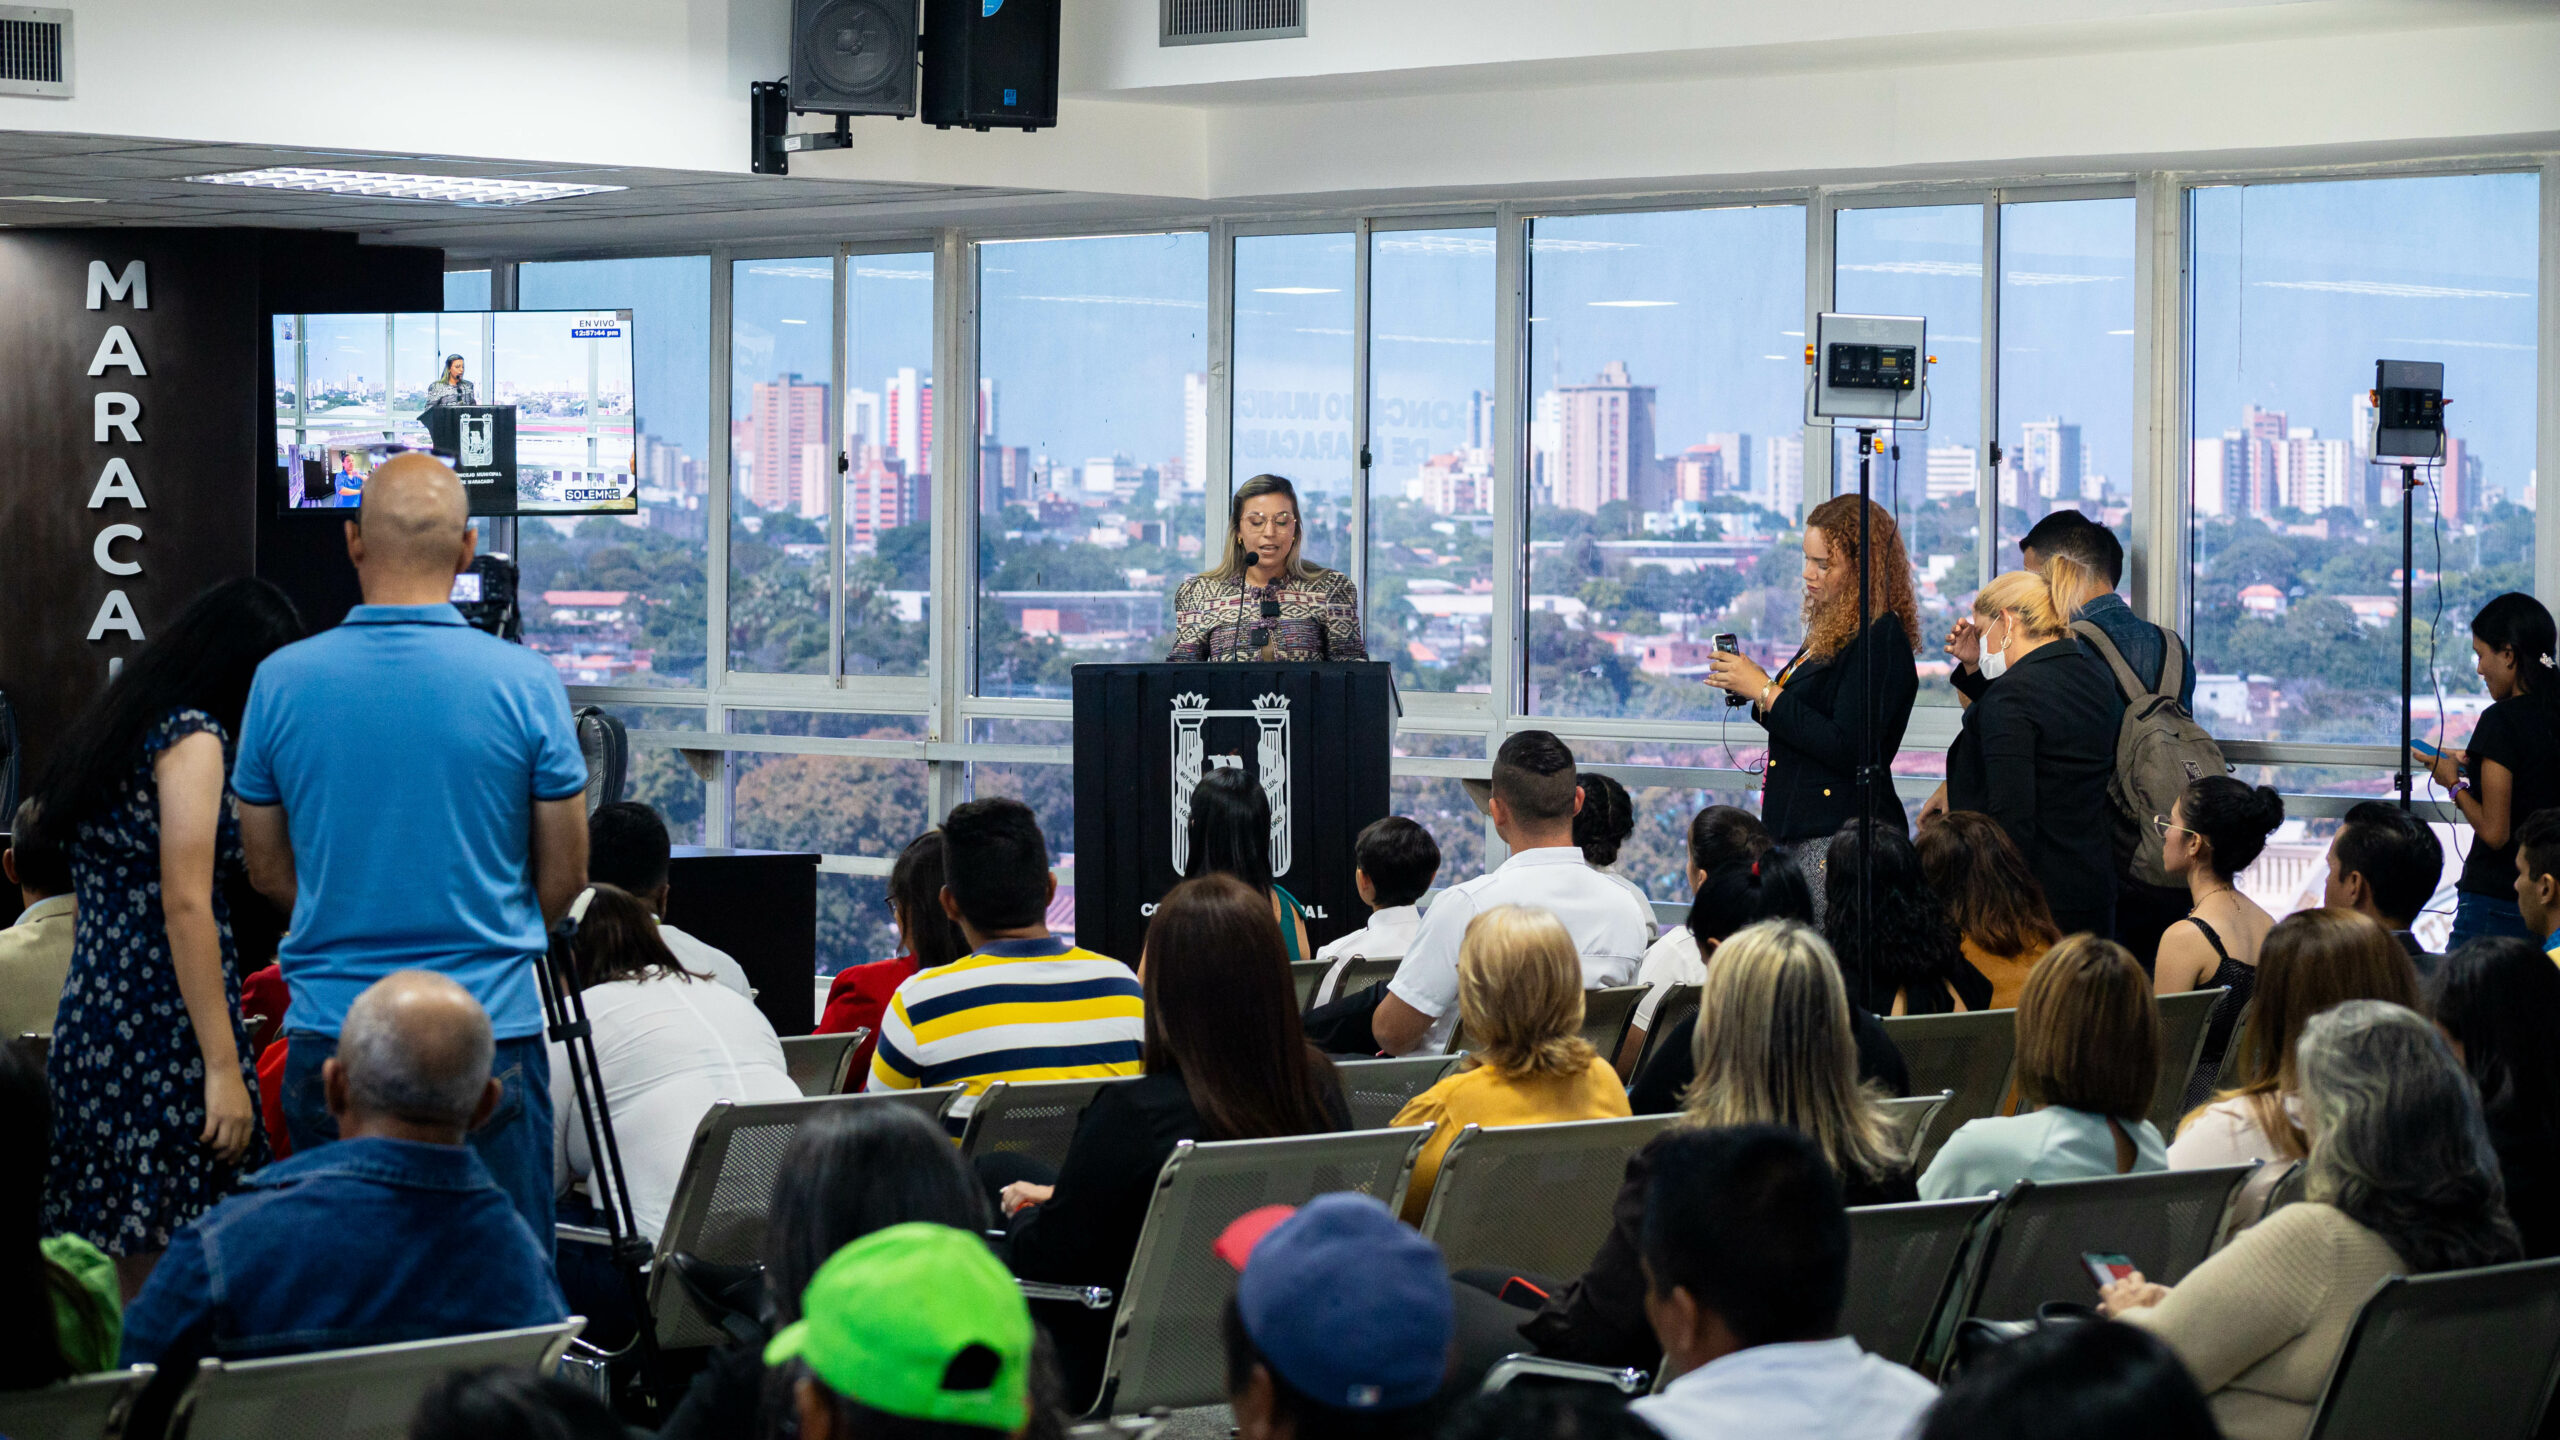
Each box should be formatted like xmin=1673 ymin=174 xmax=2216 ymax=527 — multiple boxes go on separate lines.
xmin=1390 ymin=905 xmax=1630 ymax=1224
xmin=1916 ymin=811 xmax=2062 ymax=1010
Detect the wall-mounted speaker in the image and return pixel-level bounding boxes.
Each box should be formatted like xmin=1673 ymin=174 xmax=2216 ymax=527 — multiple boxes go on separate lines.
xmin=792 ymin=0 xmax=919 ymax=117
xmin=921 ymin=0 xmax=1059 ymax=132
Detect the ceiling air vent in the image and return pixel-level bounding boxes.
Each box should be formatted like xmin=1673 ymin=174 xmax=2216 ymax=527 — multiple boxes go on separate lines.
xmin=1161 ymin=0 xmax=1302 ymax=46
xmin=0 ymin=7 xmax=71 ymax=98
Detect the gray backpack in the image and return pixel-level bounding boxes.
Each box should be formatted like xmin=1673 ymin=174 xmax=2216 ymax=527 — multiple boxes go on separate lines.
xmin=2071 ymin=621 xmax=2229 ymax=890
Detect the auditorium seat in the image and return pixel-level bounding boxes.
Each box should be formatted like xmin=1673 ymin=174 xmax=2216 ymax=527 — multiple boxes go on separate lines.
xmin=1956 ymin=1164 xmax=2256 ymax=1336
xmin=2150 ymin=985 xmax=2230 ymax=1136
xmin=778 ymin=1030 xmax=862 ymax=1096
xmin=1628 ymin=981 xmax=1701 ymax=1077
xmin=1576 ymin=985 xmax=1650 ymax=1062
xmin=644 ymin=1089 xmax=959 ymax=1349
xmin=1082 ymin=1126 xmax=1430 ymax=1417
xmin=1477 ymin=1354 xmax=1652 ymax=1397
xmin=0 ymin=1364 xmax=154 ymax=1440
xmin=962 ymin=1076 xmax=1133 ymax=1172
xmin=172 ymin=1321 xmax=583 ymax=1440
xmin=1416 ymin=1113 xmax=1679 ymax=1278
xmin=1840 ymin=1195 xmax=1998 ymax=1370
xmin=1336 ymin=1054 xmax=1462 ymax=1130
xmin=1879 ymin=1009 xmax=2018 ymax=1166
xmin=1876 ymin=1090 xmax=1955 ymax=1159
xmin=2302 ymin=1256 xmax=2560 ymax=1440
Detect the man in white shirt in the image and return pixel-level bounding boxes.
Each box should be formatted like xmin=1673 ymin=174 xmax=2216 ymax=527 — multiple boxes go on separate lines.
xmin=1373 ymin=731 xmax=1651 ymax=1056
xmin=1632 ymin=1125 xmax=1938 ymax=1440
xmin=587 ymin=801 xmax=754 ymax=1000
xmin=1309 ymin=816 xmax=1439 ymax=1005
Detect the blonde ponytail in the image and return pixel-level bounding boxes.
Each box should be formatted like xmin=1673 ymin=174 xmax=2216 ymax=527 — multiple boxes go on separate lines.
xmin=1973 ymin=569 xmax=2068 ymax=640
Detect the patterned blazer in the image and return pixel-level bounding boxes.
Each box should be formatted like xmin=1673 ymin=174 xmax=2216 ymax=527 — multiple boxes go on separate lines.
xmin=1166 ymin=568 xmax=1367 ymax=662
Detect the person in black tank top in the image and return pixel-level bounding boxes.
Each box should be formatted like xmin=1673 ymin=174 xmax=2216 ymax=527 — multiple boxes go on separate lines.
xmin=2425 ymin=593 xmax=2560 ymax=951
xmin=2153 ymin=778 xmax=2285 ymax=1104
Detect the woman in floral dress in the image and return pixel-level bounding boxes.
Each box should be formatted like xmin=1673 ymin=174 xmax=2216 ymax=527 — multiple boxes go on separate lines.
xmin=32 ymin=578 xmax=301 ymax=1298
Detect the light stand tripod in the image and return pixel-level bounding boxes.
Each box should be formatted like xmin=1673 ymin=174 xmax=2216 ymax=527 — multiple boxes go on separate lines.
xmin=2397 ymin=461 xmax=2421 ymax=811
xmin=1852 ymin=426 xmax=1882 ymax=999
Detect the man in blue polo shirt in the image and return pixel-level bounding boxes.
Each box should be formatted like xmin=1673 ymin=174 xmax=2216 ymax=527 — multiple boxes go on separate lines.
xmin=236 ymin=453 xmax=589 ymax=1249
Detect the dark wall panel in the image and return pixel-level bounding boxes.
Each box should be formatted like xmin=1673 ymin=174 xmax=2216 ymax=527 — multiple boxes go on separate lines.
xmin=0 ymin=230 xmax=438 ymax=787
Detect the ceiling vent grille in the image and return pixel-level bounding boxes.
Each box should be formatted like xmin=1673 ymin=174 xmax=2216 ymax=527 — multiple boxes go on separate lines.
xmin=0 ymin=7 xmax=71 ymax=97
xmin=1161 ymin=0 xmax=1302 ymax=46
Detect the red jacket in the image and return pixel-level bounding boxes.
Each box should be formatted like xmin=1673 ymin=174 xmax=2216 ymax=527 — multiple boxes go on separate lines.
xmin=816 ymin=955 xmax=920 ymax=1081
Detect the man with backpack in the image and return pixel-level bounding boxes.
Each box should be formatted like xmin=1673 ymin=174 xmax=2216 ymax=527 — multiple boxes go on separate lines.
xmin=1930 ymin=512 xmax=2223 ymax=968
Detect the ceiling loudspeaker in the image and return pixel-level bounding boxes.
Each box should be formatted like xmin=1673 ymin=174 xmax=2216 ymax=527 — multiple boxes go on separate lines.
xmin=791 ymin=0 xmax=919 ymax=117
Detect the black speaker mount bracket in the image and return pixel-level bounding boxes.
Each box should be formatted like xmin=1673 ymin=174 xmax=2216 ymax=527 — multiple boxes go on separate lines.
xmin=749 ymin=79 xmax=855 ymax=175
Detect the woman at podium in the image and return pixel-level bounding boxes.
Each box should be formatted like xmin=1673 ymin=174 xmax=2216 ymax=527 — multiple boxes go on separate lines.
xmin=1167 ymin=474 xmax=1366 ymax=662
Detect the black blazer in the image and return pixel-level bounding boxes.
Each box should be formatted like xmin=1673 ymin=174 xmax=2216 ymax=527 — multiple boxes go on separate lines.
xmin=1947 ymin=640 xmax=2121 ymax=926
xmin=1757 ymin=614 xmax=1921 ymax=842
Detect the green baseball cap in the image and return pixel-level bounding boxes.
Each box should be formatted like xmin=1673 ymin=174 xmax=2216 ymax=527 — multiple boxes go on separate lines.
xmin=764 ymin=1222 xmax=1032 ymax=1433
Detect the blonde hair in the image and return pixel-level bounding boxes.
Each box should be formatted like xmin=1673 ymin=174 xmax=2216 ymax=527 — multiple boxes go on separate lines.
xmin=1200 ymin=473 xmax=1319 ymax=585
xmin=2039 ymin=552 xmax=2109 ymax=619
xmin=1457 ymin=905 xmax=1596 ymax=1079
xmin=1680 ymin=919 xmax=1906 ymax=1186
xmin=1972 ymin=569 xmax=2069 ymax=640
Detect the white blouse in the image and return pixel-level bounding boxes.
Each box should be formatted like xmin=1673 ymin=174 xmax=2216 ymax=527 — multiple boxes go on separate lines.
xmin=2168 ymin=1094 xmax=2301 ymax=1170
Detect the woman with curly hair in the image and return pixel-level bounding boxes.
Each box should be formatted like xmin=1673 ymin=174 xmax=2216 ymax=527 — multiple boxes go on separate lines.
xmin=1945 ymin=565 xmax=2122 ymax=939
xmin=1824 ymin=818 xmax=1988 ymax=1016
xmin=1705 ymin=495 xmax=1921 ymax=844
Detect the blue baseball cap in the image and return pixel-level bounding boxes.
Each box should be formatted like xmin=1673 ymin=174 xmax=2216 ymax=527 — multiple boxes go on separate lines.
xmin=1218 ymin=1192 xmax=1452 ymax=1411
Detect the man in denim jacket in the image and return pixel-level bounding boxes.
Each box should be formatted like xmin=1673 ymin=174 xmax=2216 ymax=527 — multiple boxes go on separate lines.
xmin=121 ymin=971 xmax=566 ymax=1365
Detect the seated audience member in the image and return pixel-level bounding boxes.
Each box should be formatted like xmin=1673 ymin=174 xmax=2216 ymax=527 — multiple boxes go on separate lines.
xmin=1005 ymin=873 xmax=1348 ymax=1406
xmin=121 ymin=971 xmax=566 ymax=1365
xmin=2156 ymin=777 xmax=2287 ymax=1110
xmin=869 ymin=798 xmax=1142 ymax=1105
xmin=1217 ymin=1194 xmax=1453 ymax=1440
xmin=1440 ymin=1385 xmax=1660 ymax=1440
xmin=2168 ymin=908 xmax=2418 ymax=1170
xmin=410 ymin=1366 xmax=627 ymax=1440
xmin=2322 ymin=800 xmax=2446 ymax=972
xmin=2104 ymin=1001 xmax=2522 ymax=1440
xmin=1187 ymin=767 xmax=1315 ymax=964
xmin=551 ymin=884 xmax=797 ymax=1245
xmin=817 ymin=831 xmax=970 ymax=1077
xmin=1631 ymin=1126 xmax=1938 ymax=1440
xmin=1574 ymin=772 xmax=1657 ymax=925
xmin=587 ymin=800 xmax=751 ymax=999
xmin=0 ymin=801 xmax=74 ymax=1037
xmin=659 ymin=1103 xmax=993 ymax=1440
xmin=767 ymin=1222 xmax=1037 ymax=1440
xmin=1922 ymin=936 xmax=2166 ymax=1198
xmin=2428 ymin=937 xmax=2560 ymax=1258
xmin=1915 ymin=811 xmax=2060 ymax=1009
xmin=1520 ymin=920 xmax=1916 ymax=1371
xmin=1917 ymin=1320 xmax=2220 ymax=1440
xmin=1825 ymin=819 xmax=1990 ymax=1016
xmin=1627 ymin=851 xmax=1912 ymax=1114
xmin=1391 ymin=905 xmax=1631 ymax=1222
xmin=1374 ymin=731 xmax=1651 ymax=1056
xmin=1308 ymin=817 xmax=1440 ymax=1005
xmin=2513 ymin=806 xmax=2560 ymax=962
xmin=1621 ymin=805 xmax=1774 ymax=1065
xmin=2 ymin=1042 xmax=120 ymax=1389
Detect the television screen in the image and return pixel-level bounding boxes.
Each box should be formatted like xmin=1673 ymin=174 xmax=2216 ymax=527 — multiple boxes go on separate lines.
xmin=273 ymin=309 xmax=638 ymax=515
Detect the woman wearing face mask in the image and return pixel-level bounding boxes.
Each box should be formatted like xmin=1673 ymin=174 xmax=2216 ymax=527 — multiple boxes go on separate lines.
xmin=1166 ymin=474 xmax=1365 ymax=662
xmin=1945 ymin=567 xmax=2122 ymax=940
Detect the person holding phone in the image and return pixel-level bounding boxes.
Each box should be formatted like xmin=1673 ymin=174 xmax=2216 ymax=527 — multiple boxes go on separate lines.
xmin=2420 ymin=593 xmax=2560 ymax=949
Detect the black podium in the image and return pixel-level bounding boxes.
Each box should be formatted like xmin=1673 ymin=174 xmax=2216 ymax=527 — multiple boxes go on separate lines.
xmin=1072 ymin=661 xmax=1394 ymax=967
xmin=419 ymin=403 xmax=518 ymax=515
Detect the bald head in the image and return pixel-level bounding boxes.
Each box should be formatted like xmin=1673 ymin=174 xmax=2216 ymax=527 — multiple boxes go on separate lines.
xmin=329 ymin=970 xmax=497 ymax=1138
xmin=349 ymin=453 xmax=474 ymax=604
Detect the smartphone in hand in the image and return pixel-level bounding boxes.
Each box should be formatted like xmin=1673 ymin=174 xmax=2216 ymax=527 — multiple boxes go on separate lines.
xmin=2083 ymin=1252 xmax=2138 ymax=1290
xmin=1713 ymin=633 xmax=1747 ymax=707
xmin=2412 ymin=738 xmax=2444 ymax=761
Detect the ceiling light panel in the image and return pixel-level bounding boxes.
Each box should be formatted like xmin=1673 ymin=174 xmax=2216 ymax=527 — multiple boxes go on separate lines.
xmin=179 ymin=167 xmax=626 ymax=207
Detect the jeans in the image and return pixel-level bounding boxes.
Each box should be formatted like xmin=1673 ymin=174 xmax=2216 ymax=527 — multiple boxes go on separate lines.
xmin=284 ymin=1029 xmax=556 ymax=1272
xmin=2449 ymin=891 xmax=2534 ymax=953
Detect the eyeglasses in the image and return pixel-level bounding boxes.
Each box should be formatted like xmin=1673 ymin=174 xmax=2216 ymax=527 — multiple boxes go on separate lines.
xmin=2152 ymin=815 xmax=2197 ymax=837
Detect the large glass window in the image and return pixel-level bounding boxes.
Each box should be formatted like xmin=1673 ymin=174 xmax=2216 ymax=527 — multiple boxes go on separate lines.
xmin=975 ymin=233 xmax=1210 ymax=698
xmin=1525 ymin=205 xmax=1808 ymax=719
xmin=1835 ymin=204 xmax=1985 ymax=709
xmin=730 ymin=257 xmax=837 ymax=675
xmin=1999 ymin=198 xmax=2136 ymax=564
xmin=1233 ymin=233 xmax=1356 ymax=571
xmin=2188 ymin=174 xmax=2540 ymax=751
xmin=844 ymin=252 xmax=935 ymax=675
xmin=1367 ymin=227 xmax=1497 ymax=692
xmin=443 ymin=269 xmax=491 ymax=310
xmin=517 ymin=257 xmax=712 ymax=686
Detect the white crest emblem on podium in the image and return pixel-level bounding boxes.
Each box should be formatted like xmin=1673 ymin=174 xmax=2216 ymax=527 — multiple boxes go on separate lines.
xmin=1169 ymin=692 xmax=1293 ymax=877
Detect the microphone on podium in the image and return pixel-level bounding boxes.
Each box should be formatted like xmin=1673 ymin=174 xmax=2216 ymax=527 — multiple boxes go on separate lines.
xmin=1254 ymin=597 xmax=1281 ymax=662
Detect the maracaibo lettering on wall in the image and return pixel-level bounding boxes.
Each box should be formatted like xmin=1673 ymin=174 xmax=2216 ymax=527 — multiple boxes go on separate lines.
xmin=85 ymin=258 xmax=149 ymax=648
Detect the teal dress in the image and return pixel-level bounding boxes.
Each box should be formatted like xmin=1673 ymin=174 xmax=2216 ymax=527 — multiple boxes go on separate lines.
xmin=1275 ymin=885 xmax=1310 ymax=965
